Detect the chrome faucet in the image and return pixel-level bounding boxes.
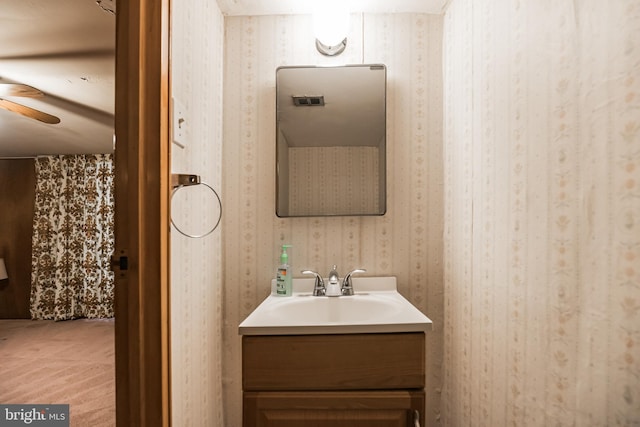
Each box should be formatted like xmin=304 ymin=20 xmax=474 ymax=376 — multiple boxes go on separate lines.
xmin=328 ymin=265 xmax=339 ymax=286
xmin=302 ymin=266 xmax=366 ymax=296
xmin=326 ymin=265 xmax=341 ymax=296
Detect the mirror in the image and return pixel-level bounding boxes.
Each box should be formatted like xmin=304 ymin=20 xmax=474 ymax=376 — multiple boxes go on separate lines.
xmin=276 ymin=64 xmax=387 ymax=217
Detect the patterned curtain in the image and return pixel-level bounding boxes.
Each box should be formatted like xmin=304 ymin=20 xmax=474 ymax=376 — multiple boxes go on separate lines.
xmin=30 ymin=155 xmax=115 ymax=320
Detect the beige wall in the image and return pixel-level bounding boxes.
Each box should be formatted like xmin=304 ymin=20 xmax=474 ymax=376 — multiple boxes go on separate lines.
xmin=443 ymin=0 xmax=640 ymax=426
xmin=222 ymin=13 xmax=444 ymax=426
xmin=167 ymin=1 xmax=639 ymax=425
xmin=170 ymin=0 xmax=225 ymax=424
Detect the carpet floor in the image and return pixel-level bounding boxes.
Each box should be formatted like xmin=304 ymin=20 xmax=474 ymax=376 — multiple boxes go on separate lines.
xmin=0 ymin=318 xmax=115 ymax=427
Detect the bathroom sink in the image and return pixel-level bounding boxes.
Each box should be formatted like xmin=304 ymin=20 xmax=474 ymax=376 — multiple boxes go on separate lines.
xmin=265 ymin=293 xmax=405 ymax=323
xmin=238 ymin=276 xmax=433 ymax=335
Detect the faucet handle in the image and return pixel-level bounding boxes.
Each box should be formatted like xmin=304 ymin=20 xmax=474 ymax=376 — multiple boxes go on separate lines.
xmin=341 ymin=268 xmax=366 ymax=296
xmin=301 ymin=270 xmax=325 ymax=296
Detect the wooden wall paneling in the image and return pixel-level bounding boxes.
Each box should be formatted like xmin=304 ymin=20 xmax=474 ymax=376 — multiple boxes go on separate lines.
xmin=0 ymin=159 xmax=35 ymax=319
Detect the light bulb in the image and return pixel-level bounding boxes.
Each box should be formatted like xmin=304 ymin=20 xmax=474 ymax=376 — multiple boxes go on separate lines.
xmin=313 ymin=0 xmax=350 ymax=48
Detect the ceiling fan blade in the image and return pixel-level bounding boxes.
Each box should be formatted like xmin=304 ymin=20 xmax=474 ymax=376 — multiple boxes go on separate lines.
xmin=0 ymin=84 xmax=44 ymax=98
xmin=0 ymin=98 xmax=60 ymax=124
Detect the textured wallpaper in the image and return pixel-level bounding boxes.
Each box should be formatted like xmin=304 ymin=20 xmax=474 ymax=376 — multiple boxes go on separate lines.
xmin=288 ymin=146 xmax=380 ymax=216
xmin=443 ymin=0 xmax=640 ymax=426
xmin=166 ymin=1 xmax=639 ymax=425
xmin=222 ymin=13 xmax=444 ymax=426
xmin=170 ymin=0 xmax=225 ymax=425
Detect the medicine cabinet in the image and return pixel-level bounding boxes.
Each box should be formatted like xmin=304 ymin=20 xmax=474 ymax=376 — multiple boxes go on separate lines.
xmin=275 ymin=64 xmax=387 ymax=217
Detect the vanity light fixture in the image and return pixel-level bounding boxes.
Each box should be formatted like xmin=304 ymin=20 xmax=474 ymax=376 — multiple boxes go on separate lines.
xmin=313 ymin=0 xmax=349 ymax=56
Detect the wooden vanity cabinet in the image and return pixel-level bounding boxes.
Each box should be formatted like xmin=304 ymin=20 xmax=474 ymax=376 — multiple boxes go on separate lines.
xmin=242 ymin=332 xmax=425 ymax=427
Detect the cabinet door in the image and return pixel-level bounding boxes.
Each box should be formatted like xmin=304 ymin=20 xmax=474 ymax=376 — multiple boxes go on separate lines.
xmin=244 ymin=390 xmax=424 ymax=427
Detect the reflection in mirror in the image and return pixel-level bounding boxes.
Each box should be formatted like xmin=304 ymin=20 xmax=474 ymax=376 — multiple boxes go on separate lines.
xmin=276 ymin=64 xmax=387 ymax=217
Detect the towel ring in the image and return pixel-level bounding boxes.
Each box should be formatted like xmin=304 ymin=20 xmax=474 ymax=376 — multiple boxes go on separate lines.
xmin=171 ymin=176 xmax=222 ymax=239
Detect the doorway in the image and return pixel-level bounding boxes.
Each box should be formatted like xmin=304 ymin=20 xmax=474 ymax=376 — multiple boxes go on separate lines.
xmin=0 ymin=0 xmax=172 ymax=425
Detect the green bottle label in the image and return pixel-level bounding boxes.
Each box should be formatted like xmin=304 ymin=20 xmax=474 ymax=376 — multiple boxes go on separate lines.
xmin=276 ymin=268 xmax=287 ymax=294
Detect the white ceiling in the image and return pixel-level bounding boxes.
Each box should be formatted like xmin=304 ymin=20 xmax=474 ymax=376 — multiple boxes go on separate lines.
xmin=0 ymin=0 xmax=447 ymax=158
xmin=0 ymin=0 xmax=115 ymax=158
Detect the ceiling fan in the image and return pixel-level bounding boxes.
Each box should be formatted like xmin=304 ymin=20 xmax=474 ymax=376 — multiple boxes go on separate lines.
xmin=0 ymin=83 xmax=60 ymax=124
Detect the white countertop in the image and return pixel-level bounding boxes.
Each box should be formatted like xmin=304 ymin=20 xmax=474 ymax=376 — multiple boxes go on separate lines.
xmin=238 ymin=277 xmax=433 ymax=335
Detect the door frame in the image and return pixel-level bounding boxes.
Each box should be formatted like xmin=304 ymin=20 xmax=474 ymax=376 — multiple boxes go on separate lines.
xmin=114 ymin=0 xmax=171 ymax=425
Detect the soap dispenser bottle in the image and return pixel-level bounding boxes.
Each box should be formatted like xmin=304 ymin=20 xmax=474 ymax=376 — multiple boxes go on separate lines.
xmin=276 ymin=244 xmax=293 ymax=296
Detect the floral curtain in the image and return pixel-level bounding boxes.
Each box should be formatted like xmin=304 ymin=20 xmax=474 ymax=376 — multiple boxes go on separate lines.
xmin=30 ymin=155 xmax=115 ymax=320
